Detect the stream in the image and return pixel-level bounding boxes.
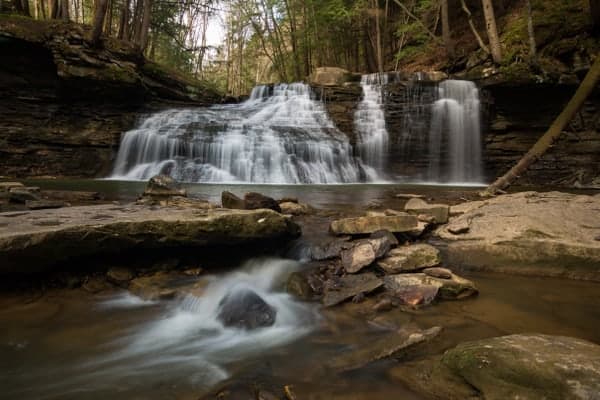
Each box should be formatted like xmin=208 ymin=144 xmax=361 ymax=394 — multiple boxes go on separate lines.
xmin=2 ymin=180 xmax=600 ymax=399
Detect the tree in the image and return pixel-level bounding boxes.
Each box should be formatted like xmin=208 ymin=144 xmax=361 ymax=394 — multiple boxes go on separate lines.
xmin=91 ymin=0 xmax=109 ymax=46
xmin=481 ymin=0 xmax=502 ymax=63
xmin=482 ymin=57 xmax=600 ymax=196
xmin=441 ymin=0 xmax=452 ymax=57
xmin=460 ymin=0 xmax=489 ymax=55
xmin=525 ymin=0 xmax=536 ymax=60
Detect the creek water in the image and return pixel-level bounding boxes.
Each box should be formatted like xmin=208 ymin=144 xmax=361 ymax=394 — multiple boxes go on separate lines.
xmin=2 ymin=180 xmax=600 ymax=399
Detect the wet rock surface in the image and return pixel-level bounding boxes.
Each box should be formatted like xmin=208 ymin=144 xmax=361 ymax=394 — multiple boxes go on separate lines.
xmin=142 ymin=175 xmax=186 ymax=198
xmin=217 ymin=289 xmax=276 ymax=329
xmin=405 ymin=198 xmax=449 ymax=224
xmin=436 ymin=192 xmax=600 ymax=280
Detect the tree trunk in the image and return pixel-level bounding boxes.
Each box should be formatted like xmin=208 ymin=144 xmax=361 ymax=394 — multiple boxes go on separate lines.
xmin=60 ymin=0 xmax=69 ymax=20
xmin=91 ymin=0 xmax=109 ymax=46
xmin=441 ymin=0 xmax=452 ymax=57
xmin=525 ymin=0 xmax=536 ymax=60
xmin=591 ymin=0 xmax=600 ymax=33
xmin=373 ymin=0 xmax=383 ymax=75
xmin=137 ymin=0 xmax=152 ymax=51
xmin=483 ymin=58 xmax=600 ymax=196
xmin=118 ymin=0 xmax=130 ymax=39
xmin=481 ymin=0 xmax=502 ymax=63
xmin=460 ymin=0 xmax=489 ymax=54
xmin=49 ymin=0 xmax=58 ymax=18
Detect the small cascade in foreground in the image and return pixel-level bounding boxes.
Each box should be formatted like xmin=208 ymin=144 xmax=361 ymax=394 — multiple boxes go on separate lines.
xmin=354 ymin=73 xmax=390 ymax=173
xmin=111 ymin=83 xmax=379 ymax=184
xmin=427 ymin=80 xmax=483 ymax=183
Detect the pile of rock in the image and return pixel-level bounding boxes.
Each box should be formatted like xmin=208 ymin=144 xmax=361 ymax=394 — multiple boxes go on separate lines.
xmin=288 ymin=198 xmax=477 ymax=309
xmin=1 ymin=181 xmax=66 ymax=210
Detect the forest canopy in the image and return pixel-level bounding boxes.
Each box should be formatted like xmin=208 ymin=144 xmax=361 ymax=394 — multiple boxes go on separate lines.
xmin=2 ymin=0 xmax=598 ymax=95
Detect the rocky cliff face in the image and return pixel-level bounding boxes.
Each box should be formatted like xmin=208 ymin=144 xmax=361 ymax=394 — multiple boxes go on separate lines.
xmin=0 ymin=16 xmax=221 ymax=178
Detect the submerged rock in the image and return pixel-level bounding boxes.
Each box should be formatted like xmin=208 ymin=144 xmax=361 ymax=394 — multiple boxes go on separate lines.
xmin=328 ymin=326 xmax=442 ymax=372
xmin=9 ymin=188 xmax=41 ymax=203
xmin=217 ymin=289 xmax=276 ymax=329
xmin=405 ymin=198 xmax=449 ymax=224
xmin=25 ymin=200 xmax=66 ymax=210
xmin=279 ymin=201 xmax=311 ymax=215
xmin=436 ymin=192 xmax=600 ymax=280
xmin=330 ymin=215 xmax=418 ymax=235
xmin=377 ymin=244 xmax=441 ymax=273
xmin=390 ymin=334 xmax=600 ymax=400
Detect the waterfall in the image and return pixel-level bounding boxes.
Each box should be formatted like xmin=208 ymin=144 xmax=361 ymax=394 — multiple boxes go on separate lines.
xmin=111 ymin=83 xmax=379 ymax=184
xmin=355 ymin=73 xmax=390 ymax=173
xmin=427 ymin=80 xmax=483 ymax=183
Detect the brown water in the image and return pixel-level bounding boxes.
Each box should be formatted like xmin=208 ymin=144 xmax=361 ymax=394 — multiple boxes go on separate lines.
xmin=1 ymin=265 xmax=599 ymax=400
xmin=2 ymin=180 xmax=599 ymax=399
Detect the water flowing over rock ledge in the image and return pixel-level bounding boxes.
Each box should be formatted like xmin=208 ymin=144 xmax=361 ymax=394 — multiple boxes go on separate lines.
xmin=0 ymin=205 xmax=300 ymax=274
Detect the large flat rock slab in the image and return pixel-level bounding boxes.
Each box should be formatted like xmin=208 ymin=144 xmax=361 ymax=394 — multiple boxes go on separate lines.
xmin=0 ymin=204 xmax=300 ymax=274
xmin=435 ymin=192 xmax=600 ymax=280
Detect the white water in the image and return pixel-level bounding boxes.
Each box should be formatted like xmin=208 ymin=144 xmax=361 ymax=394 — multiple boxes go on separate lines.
xmin=355 ymin=73 xmax=390 ymax=173
xmin=427 ymin=80 xmax=483 ymax=183
xmin=111 ymin=83 xmax=379 ymax=184
xmin=18 ymin=258 xmax=317 ymax=398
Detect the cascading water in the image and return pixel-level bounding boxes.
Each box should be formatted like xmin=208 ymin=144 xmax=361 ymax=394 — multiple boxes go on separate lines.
xmin=111 ymin=83 xmax=379 ymax=184
xmin=354 ymin=73 xmax=390 ymax=173
xmin=427 ymin=80 xmax=483 ymax=183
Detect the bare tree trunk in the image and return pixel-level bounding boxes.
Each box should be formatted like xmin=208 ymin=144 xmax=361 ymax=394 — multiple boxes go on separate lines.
xmin=373 ymin=0 xmax=383 ymax=75
xmin=62 ymin=0 xmax=69 ymax=20
xmin=49 ymin=0 xmax=58 ymax=18
xmin=481 ymin=0 xmax=502 ymax=63
xmin=483 ymin=58 xmax=600 ymax=196
xmin=441 ymin=0 xmax=453 ymax=57
xmin=392 ymin=0 xmax=440 ymax=42
xmin=460 ymin=0 xmax=489 ymax=54
xmin=525 ymin=0 xmax=536 ymax=60
xmin=91 ymin=0 xmax=109 ymax=46
xmin=137 ymin=0 xmax=152 ymax=51
xmin=104 ymin=0 xmax=113 ymax=36
xmin=118 ymin=0 xmax=130 ymax=39
xmin=21 ymin=0 xmax=31 ymax=16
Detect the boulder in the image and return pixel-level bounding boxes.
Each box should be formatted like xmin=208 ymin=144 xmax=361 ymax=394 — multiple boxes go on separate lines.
xmin=279 ymin=201 xmax=311 ymax=215
xmin=310 ymin=236 xmax=353 ymax=260
xmin=309 ymin=67 xmax=353 ymax=86
xmin=328 ymin=326 xmax=442 ymax=371
xmin=129 ymin=271 xmax=209 ymax=301
xmin=390 ymin=334 xmax=600 ymax=400
xmin=330 ymin=215 xmax=418 ymax=235
xmin=377 ymin=244 xmax=441 ymax=273
xmin=217 ymin=289 xmax=276 ymax=330
xmin=106 ymin=267 xmax=134 ymax=287
xmin=405 ymin=198 xmax=449 ymax=224
xmin=423 ymin=267 xmax=453 ymax=279
xmin=221 ymin=191 xmax=245 ymax=209
xmin=384 ymin=272 xmax=477 ymax=303
xmin=143 ymin=175 xmax=186 ymax=197
xmin=0 ymin=182 xmax=24 ymax=192
xmin=9 ymin=188 xmax=40 ymax=203
xmin=286 ymin=271 xmax=314 ymax=300
xmin=322 ymin=273 xmax=383 ymax=307
xmin=435 ymin=192 xmax=600 ymax=280
xmin=370 ymin=229 xmax=400 ymax=247
xmin=341 ymin=235 xmax=396 ymax=273
xmin=0 ymin=205 xmax=301 ymax=274
xmin=243 ymin=192 xmax=281 ymax=213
